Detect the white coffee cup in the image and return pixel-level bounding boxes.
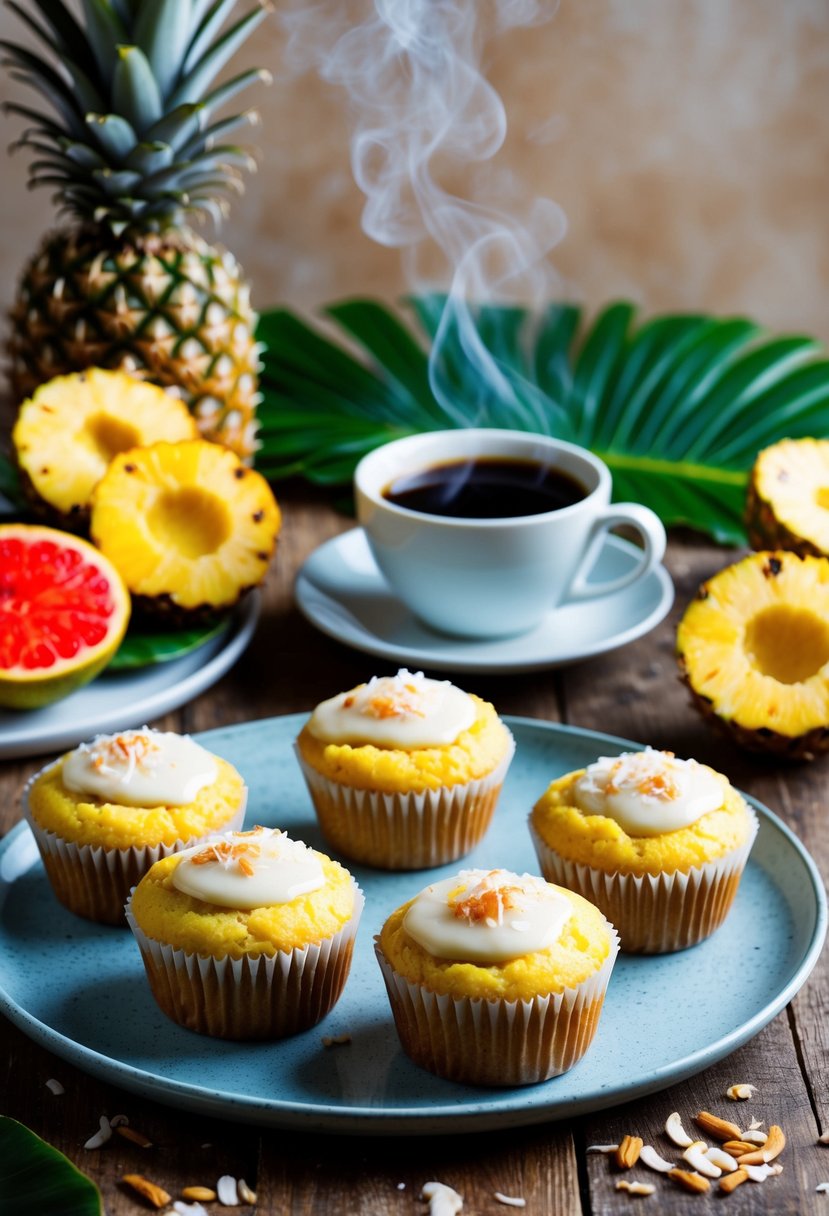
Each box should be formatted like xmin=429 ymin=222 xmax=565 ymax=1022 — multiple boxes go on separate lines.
xmin=354 ymin=429 xmax=666 ymax=639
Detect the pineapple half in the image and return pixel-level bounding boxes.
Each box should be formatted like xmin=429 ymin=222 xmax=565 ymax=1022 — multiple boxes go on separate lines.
xmin=90 ymin=439 xmax=280 ymax=621
xmin=2 ymin=1 xmax=269 ymax=460
xmin=13 ymin=368 xmax=197 ymax=526
xmin=677 ymin=550 xmax=829 ymax=760
xmin=746 ymin=438 xmax=829 ymax=556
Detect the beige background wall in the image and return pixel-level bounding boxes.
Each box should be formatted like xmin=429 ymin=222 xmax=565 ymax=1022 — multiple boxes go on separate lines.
xmin=2 ymin=1 xmax=829 ymax=341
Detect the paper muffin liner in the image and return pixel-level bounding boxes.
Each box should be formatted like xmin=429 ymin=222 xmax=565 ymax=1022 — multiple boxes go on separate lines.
xmin=125 ymin=878 xmax=364 ymax=1040
xmin=374 ymin=920 xmax=619 ymax=1087
xmin=528 ymin=807 xmax=759 ymax=954
xmin=22 ymin=765 xmax=247 ymax=926
xmin=295 ymin=732 xmax=515 ymax=870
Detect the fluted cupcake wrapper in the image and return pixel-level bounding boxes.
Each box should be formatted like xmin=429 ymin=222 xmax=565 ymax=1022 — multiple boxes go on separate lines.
xmin=295 ymin=733 xmax=515 ymax=871
xmin=125 ymin=878 xmax=364 ymax=1040
xmin=528 ymin=807 xmax=759 ymax=954
xmin=23 ymin=767 xmax=247 ymax=926
xmin=375 ymin=922 xmax=619 ymax=1087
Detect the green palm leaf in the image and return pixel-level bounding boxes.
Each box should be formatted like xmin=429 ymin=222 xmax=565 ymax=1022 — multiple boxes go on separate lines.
xmin=252 ymin=296 xmax=829 ymax=545
xmin=0 ymin=1117 xmax=102 ymax=1216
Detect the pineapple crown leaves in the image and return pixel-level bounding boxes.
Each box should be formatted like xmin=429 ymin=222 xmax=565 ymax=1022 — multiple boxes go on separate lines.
xmin=1 ymin=0 xmax=271 ymax=235
xmin=255 ymin=296 xmax=829 ymax=545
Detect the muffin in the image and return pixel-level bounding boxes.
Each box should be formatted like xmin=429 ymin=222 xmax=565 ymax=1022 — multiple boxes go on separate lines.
xmin=24 ymin=728 xmax=247 ymax=925
xmin=530 ymin=748 xmax=758 ymax=954
xmin=295 ymin=669 xmax=514 ymax=869
xmin=375 ymin=867 xmax=618 ymax=1086
xmin=126 ymin=826 xmax=363 ymax=1039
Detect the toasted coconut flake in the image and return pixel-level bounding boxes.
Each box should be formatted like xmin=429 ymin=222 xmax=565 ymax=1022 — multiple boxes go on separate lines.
xmin=493 ymin=1194 xmax=526 ymax=1208
xmin=719 ymin=1169 xmax=749 ymax=1194
xmin=819 ymin=1132 xmax=829 ymax=1145
xmin=615 ymin=1181 xmax=656 ymax=1196
xmin=665 ymin=1113 xmax=694 ymax=1148
xmin=117 ymin=1125 xmax=153 ymax=1148
xmin=639 ymin=1145 xmax=674 ymax=1173
xmin=321 ymin=1034 xmax=352 ymax=1048
xmin=740 ymin=1129 xmax=768 ymax=1145
xmin=217 ymin=1175 xmax=240 ymax=1205
xmin=422 ymin=1181 xmax=464 ymax=1214
xmin=45 ymin=1078 xmax=64 ymax=1095
xmin=682 ymin=1142 xmax=721 ymax=1178
xmin=237 ymin=1179 xmax=257 ymax=1203
xmin=182 ymin=1187 xmax=217 ymax=1202
xmin=122 ymin=1174 xmax=171 ymax=1209
xmin=84 ymin=1115 xmax=112 ymax=1150
xmin=726 ymin=1084 xmax=757 ymax=1101
xmin=705 ymin=1146 xmax=738 ymax=1172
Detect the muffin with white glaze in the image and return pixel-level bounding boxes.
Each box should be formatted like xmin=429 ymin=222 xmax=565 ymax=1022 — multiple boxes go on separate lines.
xmin=126 ymin=825 xmax=363 ymax=1039
xmin=24 ymin=728 xmax=247 ymax=924
xmin=530 ymin=748 xmax=758 ymax=953
xmin=375 ymin=867 xmax=619 ymax=1086
xmin=295 ymin=669 xmax=514 ymax=869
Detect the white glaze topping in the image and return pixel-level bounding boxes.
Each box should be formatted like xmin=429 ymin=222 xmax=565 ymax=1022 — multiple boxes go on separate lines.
xmin=402 ymin=869 xmax=572 ymax=963
xmin=571 ymin=748 xmax=724 ymax=837
xmin=62 ymin=729 xmax=218 ymax=807
xmin=171 ymin=827 xmax=326 ymax=909
xmin=307 ymin=669 xmax=476 ymax=748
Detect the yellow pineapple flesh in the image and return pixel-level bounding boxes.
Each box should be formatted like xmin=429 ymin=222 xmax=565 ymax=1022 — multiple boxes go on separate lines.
xmin=677 ymin=550 xmax=829 ymax=759
xmin=12 ymin=369 xmax=197 ymax=525
xmin=746 ymin=438 xmax=829 ymax=556
xmin=90 ymin=440 xmax=280 ymax=621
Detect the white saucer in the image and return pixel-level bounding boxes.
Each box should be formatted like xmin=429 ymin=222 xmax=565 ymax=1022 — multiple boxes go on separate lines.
xmin=295 ymin=528 xmax=674 ymax=674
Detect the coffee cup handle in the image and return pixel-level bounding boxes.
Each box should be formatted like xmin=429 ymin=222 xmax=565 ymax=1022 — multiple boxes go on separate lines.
xmin=563 ymin=503 xmax=667 ymax=603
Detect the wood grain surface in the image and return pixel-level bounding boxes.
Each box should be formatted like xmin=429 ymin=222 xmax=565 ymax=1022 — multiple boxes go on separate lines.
xmin=1 ymin=486 xmax=826 ymax=1215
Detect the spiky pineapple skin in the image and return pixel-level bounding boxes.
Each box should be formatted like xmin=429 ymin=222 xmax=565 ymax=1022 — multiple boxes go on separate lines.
xmin=9 ymin=227 xmax=261 ymax=462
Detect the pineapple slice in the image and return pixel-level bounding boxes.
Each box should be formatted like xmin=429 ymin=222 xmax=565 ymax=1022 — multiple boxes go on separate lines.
xmin=746 ymin=438 xmax=829 ymax=556
xmin=677 ymin=550 xmax=829 ymax=759
xmin=90 ymin=440 xmax=280 ymax=621
xmin=13 ymin=369 xmax=197 ymax=525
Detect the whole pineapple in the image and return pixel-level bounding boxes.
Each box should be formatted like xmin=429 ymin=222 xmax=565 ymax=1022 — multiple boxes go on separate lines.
xmin=3 ymin=0 xmax=269 ymax=460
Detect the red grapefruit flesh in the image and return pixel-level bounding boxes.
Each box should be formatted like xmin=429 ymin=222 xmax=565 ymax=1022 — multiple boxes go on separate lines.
xmin=0 ymin=524 xmax=131 ymax=710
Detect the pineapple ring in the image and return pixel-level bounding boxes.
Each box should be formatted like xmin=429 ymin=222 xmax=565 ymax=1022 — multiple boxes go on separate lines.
xmin=746 ymin=438 xmax=829 ymax=556
xmin=12 ymin=369 xmax=198 ymax=520
xmin=90 ymin=440 xmax=280 ymax=619
xmin=677 ymin=550 xmax=829 ymax=758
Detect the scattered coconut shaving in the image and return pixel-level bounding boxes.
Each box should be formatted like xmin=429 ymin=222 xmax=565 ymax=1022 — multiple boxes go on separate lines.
xmin=45 ymin=1078 xmax=64 ymax=1095
xmin=217 ymin=1175 xmax=240 ymax=1205
xmin=586 ymin=1144 xmax=619 ymax=1154
xmin=819 ymin=1132 xmax=829 ymax=1146
xmin=321 ymin=1034 xmax=352 ymax=1047
xmin=84 ymin=1116 xmax=112 ymax=1150
xmin=494 ymin=1193 xmax=526 ymax=1208
xmin=615 ymin=1181 xmax=656 ymax=1196
xmin=726 ymin=1084 xmax=757 ymax=1101
xmin=422 ymin=1180 xmax=463 ymax=1214
xmin=816 ymin=1182 xmax=829 ymax=1192
xmin=174 ymin=1205 xmax=209 ymax=1216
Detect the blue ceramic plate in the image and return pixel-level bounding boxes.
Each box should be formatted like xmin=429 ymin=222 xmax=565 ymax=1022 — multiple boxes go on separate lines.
xmin=0 ymin=716 xmax=824 ymax=1134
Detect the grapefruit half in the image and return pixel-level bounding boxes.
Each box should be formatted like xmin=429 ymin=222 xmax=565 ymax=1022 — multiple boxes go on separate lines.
xmin=0 ymin=524 xmax=131 ymax=710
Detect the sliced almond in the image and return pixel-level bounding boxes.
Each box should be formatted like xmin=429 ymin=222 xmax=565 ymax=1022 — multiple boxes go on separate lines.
xmin=737 ymin=1124 xmax=786 ymax=1166
xmin=694 ymin=1110 xmax=742 ymax=1142
xmin=615 ymin=1135 xmax=643 ymax=1170
xmin=181 ymin=1187 xmax=218 ymax=1202
xmin=719 ymin=1168 xmax=749 ymax=1194
xmin=664 ymin=1112 xmax=694 ymax=1149
xmin=615 ymin=1181 xmax=656 ymax=1196
xmin=682 ymin=1141 xmax=721 ymax=1178
xmin=116 ymin=1126 xmax=153 ymax=1148
xmin=725 ymin=1085 xmax=751 ymax=1103
xmin=668 ymin=1168 xmax=711 ymax=1194
xmin=122 ymin=1174 xmax=172 ymax=1209
xmin=705 ymin=1146 xmax=738 ymax=1173
xmin=722 ymin=1140 xmax=759 ymax=1156
xmin=638 ymin=1145 xmax=674 ymax=1173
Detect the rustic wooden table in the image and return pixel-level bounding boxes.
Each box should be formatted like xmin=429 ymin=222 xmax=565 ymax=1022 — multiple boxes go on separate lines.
xmin=1 ymin=487 xmax=827 ymax=1215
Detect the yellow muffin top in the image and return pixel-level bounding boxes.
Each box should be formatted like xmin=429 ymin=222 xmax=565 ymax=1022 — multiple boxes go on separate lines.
xmin=531 ymin=759 xmax=755 ymax=877
xmin=296 ymin=693 xmax=512 ymax=793
xmin=378 ymin=875 xmax=613 ymax=1002
xmin=26 ymin=749 xmax=246 ymax=849
xmin=129 ymin=834 xmax=356 ymax=957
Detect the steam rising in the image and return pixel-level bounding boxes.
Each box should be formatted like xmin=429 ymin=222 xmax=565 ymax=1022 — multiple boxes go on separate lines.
xmin=282 ymin=0 xmax=567 ymax=426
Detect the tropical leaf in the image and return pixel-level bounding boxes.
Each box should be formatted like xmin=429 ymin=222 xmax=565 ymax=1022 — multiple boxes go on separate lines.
xmin=256 ymin=297 xmax=829 ymax=545
xmin=109 ymin=616 xmax=226 ymax=670
xmin=0 ymin=1116 xmax=102 ymax=1216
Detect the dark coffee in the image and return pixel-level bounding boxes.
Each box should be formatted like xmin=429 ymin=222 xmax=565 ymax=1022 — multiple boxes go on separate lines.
xmin=383 ymin=457 xmax=588 ymax=519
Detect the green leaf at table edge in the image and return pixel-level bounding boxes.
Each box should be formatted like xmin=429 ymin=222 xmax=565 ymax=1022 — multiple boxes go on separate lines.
xmin=0 ymin=1116 xmax=103 ymax=1216
xmin=255 ymin=295 xmax=829 ymax=546
xmin=109 ymin=615 xmax=227 ymax=670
